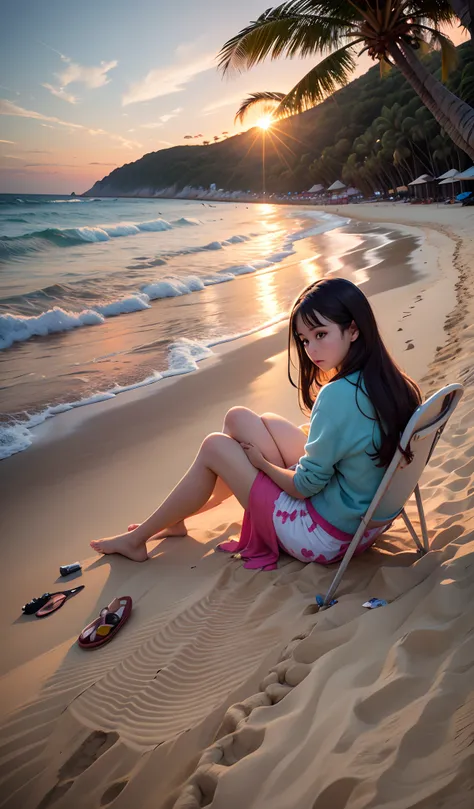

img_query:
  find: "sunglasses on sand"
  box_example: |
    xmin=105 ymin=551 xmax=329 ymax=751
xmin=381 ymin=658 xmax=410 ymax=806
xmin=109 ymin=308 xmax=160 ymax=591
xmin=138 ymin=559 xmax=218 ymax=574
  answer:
xmin=22 ymin=586 xmax=85 ymax=618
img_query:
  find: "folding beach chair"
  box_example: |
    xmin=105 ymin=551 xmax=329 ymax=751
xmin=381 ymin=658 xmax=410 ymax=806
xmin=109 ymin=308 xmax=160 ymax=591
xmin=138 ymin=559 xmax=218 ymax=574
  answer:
xmin=322 ymin=383 xmax=464 ymax=608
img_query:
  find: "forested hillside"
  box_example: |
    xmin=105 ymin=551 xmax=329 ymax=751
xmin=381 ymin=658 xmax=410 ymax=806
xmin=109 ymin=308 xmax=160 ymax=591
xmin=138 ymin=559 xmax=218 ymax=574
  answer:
xmin=85 ymin=43 xmax=474 ymax=197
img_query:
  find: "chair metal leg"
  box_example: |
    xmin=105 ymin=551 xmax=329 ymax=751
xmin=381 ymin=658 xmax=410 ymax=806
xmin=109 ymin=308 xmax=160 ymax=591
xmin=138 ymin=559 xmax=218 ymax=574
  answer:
xmin=400 ymin=508 xmax=425 ymax=554
xmin=414 ymin=484 xmax=430 ymax=553
xmin=322 ymin=526 xmax=365 ymax=607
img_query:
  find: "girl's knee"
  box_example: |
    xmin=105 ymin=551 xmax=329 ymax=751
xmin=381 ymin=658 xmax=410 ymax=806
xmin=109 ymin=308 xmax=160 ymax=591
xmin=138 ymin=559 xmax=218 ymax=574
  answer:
xmin=201 ymin=432 xmax=231 ymax=459
xmin=224 ymin=406 xmax=256 ymax=433
xmin=261 ymin=412 xmax=280 ymax=423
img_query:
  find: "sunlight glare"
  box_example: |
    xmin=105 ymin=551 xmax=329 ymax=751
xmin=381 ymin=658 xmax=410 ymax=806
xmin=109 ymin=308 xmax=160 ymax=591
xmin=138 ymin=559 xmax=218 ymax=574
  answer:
xmin=257 ymin=116 xmax=272 ymax=130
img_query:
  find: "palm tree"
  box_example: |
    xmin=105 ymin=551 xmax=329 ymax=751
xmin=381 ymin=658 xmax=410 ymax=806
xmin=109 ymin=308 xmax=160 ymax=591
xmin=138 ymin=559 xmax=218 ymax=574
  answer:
xmin=219 ymin=1 xmax=474 ymax=160
xmin=449 ymin=1 xmax=474 ymax=39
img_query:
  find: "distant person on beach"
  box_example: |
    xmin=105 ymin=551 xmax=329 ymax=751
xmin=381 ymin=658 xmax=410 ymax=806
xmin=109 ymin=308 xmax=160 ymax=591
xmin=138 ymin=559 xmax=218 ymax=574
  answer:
xmin=91 ymin=278 xmax=422 ymax=567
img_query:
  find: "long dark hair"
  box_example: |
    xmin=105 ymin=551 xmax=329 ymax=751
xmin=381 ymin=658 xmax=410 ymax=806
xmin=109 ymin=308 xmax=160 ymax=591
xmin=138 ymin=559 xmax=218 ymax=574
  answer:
xmin=288 ymin=278 xmax=422 ymax=468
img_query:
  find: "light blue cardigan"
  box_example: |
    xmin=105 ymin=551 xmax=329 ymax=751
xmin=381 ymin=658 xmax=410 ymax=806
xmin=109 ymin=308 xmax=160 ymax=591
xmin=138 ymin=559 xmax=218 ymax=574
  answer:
xmin=294 ymin=372 xmax=385 ymax=534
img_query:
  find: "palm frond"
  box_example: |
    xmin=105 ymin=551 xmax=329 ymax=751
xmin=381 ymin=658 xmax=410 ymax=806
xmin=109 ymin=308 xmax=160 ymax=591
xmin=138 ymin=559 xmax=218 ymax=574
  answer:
xmin=416 ymin=36 xmax=432 ymax=56
xmin=217 ymin=3 xmax=355 ymax=74
xmin=430 ymin=30 xmax=459 ymax=81
xmin=274 ymin=44 xmax=359 ymax=116
xmin=379 ymin=57 xmax=392 ymax=78
xmin=408 ymin=0 xmax=456 ymax=26
xmin=234 ymin=91 xmax=285 ymax=124
xmin=283 ymin=1 xmax=361 ymax=18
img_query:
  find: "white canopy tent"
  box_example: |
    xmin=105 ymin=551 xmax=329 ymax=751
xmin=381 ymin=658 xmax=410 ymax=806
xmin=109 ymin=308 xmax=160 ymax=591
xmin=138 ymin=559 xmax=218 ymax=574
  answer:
xmin=438 ymin=166 xmax=474 ymax=202
xmin=408 ymin=174 xmax=435 ymax=199
xmin=438 ymin=177 xmax=462 ymax=185
xmin=438 ymin=169 xmax=462 ymax=198
xmin=408 ymin=174 xmax=435 ymax=186
xmin=308 ymin=183 xmax=325 ymax=193
xmin=455 ymin=166 xmax=474 ymax=180
xmin=437 ymin=168 xmax=459 ymax=180
xmin=327 ymin=180 xmax=346 ymax=191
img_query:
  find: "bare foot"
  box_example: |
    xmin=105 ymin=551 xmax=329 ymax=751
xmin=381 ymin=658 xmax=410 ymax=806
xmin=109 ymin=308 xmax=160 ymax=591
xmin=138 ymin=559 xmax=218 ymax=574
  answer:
xmin=90 ymin=531 xmax=148 ymax=561
xmin=127 ymin=521 xmax=188 ymax=539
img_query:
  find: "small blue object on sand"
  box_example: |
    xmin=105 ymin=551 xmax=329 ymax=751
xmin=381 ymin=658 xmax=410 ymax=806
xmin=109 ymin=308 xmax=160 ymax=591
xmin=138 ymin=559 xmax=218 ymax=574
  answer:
xmin=315 ymin=594 xmax=338 ymax=607
xmin=362 ymin=597 xmax=387 ymax=609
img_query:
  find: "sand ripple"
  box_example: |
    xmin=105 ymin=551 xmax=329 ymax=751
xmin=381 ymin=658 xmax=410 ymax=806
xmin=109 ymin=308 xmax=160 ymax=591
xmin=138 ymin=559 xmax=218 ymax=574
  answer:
xmin=1 ymin=214 xmax=474 ymax=809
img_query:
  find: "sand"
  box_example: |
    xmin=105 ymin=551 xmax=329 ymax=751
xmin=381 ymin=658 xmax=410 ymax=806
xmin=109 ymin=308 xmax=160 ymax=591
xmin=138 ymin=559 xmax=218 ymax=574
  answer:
xmin=1 ymin=203 xmax=474 ymax=809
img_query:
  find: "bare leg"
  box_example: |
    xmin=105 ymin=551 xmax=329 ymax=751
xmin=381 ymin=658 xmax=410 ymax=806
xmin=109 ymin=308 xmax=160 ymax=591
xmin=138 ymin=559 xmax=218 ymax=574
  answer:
xmin=90 ymin=433 xmax=259 ymax=560
xmin=181 ymin=408 xmax=306 ymax=513
xmin=128 ymin=408 xmax=307 ymax=539
xmin=126 ymin=478 xmax=232 ymax=541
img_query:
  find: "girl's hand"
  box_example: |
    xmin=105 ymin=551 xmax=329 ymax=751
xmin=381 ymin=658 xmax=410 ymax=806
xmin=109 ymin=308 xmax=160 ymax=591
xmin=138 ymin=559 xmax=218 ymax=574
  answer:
xmin=240 ymin=442 xmax=266 ymax=470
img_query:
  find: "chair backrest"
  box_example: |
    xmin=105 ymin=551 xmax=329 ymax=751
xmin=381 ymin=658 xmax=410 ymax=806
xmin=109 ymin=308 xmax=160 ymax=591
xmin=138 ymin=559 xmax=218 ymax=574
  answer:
xmin=368 ymin=383 xmax=464 ymax=526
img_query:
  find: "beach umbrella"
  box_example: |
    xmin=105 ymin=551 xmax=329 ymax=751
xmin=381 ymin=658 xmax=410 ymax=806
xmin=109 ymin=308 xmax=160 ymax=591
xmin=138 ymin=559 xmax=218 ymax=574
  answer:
xmin=308 ymin=183 xmax=325 ymax=193
xmin=456 ymin=191 xmax=472 ymax=201
xmin=327 ymin=180 xmax=346 ymax=191
xmin=437 ymin=168 xmax=459 ymax=180
xmin=439 ymin=167 xmax=474 ymax=201
xmin=454 ymin=166 xmax=474 ymax=180
xmin=438 ymin=168 xmax=463 ymax=200
xmin=438 ymin=177 xmax=462 ymax=184
xmin=408 ymin=174 xmax=434 ymax=200
xmin=408 ymin=174 xmax=434 ymax=185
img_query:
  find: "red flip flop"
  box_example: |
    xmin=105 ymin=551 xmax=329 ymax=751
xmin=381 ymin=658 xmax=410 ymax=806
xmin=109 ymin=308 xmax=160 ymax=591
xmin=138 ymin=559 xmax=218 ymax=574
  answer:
xmin=78 ymin=596 xmax=132 ymax=649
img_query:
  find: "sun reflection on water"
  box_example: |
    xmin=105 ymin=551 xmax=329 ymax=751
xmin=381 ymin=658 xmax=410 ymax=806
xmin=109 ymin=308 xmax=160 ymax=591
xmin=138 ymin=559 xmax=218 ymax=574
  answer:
xmin=300 ymin=254 xmax=323 ymax=285
xmin=255 ymin=269 xmax=281 ymax=322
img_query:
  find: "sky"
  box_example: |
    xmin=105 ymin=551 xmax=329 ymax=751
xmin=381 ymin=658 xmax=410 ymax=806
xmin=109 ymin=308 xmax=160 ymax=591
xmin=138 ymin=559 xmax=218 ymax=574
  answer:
xmin=0 ymin=1 xmax=468 ymax=194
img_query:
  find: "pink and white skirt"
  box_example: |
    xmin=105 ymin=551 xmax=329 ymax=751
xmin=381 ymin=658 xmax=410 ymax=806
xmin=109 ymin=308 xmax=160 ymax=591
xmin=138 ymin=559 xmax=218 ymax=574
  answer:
xmin=217 ymin=471 xmax=383 ymax=571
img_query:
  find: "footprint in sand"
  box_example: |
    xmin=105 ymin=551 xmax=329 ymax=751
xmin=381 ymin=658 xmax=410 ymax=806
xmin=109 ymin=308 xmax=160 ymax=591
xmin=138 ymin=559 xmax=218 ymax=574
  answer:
xmin=58 ymin=730 xmax=119 ymax=780
xmin=406 ymin=343 xmax=415 ymax=351
xmin=397 ymin=327 xmax=403 ymax=332
xmin=37 ymin=731 xmax=119 ymax=809
xmin=101 ymin=779 xmax=129 ymax=806
xmin=36 ymin=781 xmax=74 ymax=809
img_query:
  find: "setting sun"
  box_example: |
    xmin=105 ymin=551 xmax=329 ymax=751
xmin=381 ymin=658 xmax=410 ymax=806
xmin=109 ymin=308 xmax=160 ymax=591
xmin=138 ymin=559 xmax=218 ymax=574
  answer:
xmin=257 ymin=116 xmax=272 ymax=130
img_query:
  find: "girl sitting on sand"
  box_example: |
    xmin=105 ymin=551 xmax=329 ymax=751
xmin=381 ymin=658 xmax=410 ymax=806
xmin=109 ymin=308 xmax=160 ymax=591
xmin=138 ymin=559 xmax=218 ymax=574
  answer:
xmin=91 ymin=278 xmax=422 ymax=568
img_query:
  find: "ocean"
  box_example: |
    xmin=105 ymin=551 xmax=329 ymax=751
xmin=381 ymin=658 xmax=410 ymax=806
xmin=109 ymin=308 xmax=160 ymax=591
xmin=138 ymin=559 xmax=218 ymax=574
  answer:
xmin=0 ymin=194 xmax=415 ymax=460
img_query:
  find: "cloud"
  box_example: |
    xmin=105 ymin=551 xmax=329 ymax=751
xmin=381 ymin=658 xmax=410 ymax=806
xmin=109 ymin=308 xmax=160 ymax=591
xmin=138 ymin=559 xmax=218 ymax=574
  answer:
xmin=42 ymin=83 xmax=78 ymax=104
xmin=24 ymin=162 xmax=84 ymax=168
xmin=42 ymin=53 xmax=117 ymax=104
xmin=0 ymin=98 xmax=142 ymax=150
xmin=12 ymin=160 xmax=117 ymax=170
xmin=123 ymin=53 xmax=214 ymax=105
xmin=159 ymin=107 xmax=183 ymax=123
xmin=57 ymin=56 xmax=118 ymax=89
xmin=139 ymin=108 xmax=183 ymax=129
xmin=0 ymin=139 xmax=15 ymax=143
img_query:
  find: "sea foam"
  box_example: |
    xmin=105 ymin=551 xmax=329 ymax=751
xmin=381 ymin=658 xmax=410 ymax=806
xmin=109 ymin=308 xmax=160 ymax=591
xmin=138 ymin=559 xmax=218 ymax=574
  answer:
xmin=0 ymin=213 xmax=347 ymax=351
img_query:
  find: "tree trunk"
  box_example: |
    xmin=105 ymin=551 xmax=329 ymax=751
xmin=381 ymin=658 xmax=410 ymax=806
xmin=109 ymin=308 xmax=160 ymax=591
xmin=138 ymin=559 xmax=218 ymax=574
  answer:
xmin=449 ymin=1 xmax=474 ymax=40
xmin=388 ymin=43 xmax=474 ymax=161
